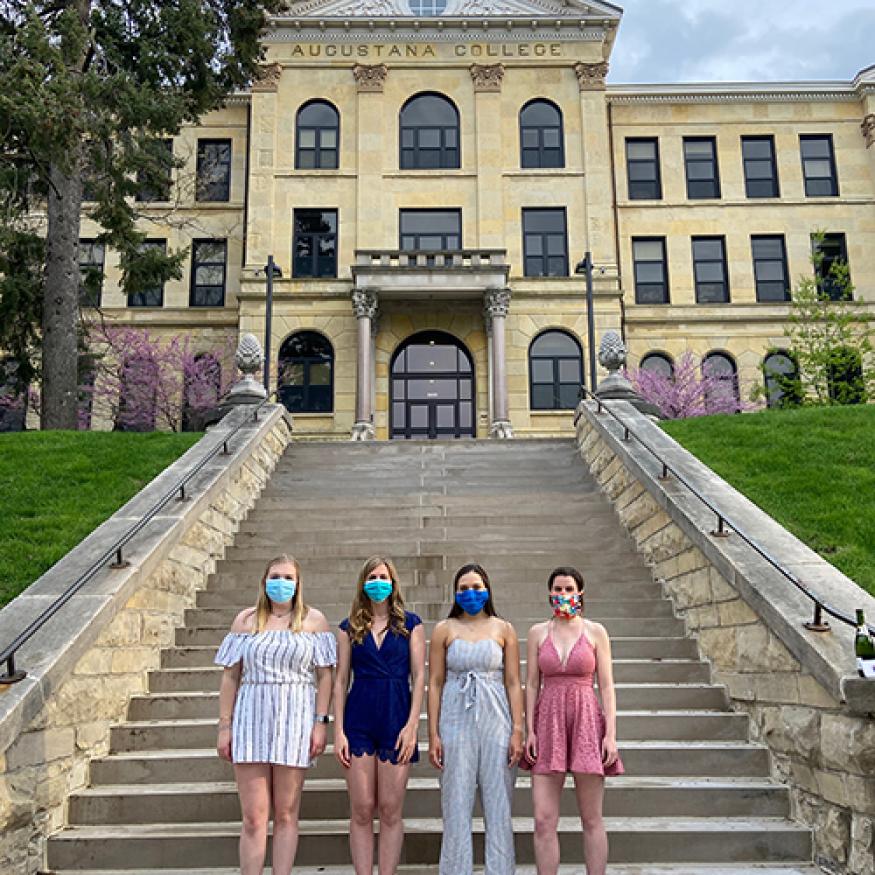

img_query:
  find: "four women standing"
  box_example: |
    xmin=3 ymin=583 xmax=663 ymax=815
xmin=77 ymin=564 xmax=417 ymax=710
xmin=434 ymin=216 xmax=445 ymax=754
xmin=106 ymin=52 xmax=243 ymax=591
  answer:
xmin=217 ymin=559 xmax=621 ymax=874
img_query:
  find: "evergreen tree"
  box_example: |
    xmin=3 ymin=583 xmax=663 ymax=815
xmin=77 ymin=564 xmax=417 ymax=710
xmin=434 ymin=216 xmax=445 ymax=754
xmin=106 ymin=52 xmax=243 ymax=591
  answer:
xmin=0 ymin=0 xmax=282 ymax=428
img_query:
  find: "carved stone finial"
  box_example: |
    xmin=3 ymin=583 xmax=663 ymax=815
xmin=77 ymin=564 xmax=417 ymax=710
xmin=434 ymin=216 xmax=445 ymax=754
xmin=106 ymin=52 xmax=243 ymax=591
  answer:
xmin=862 ymin=113 xmax=875 ymax=148
xmin=252 ymin=63 xmax=282 ymax=93
xmin=353 ymin=63 xmax=388 ymax=93
xmin=598 ymin=330 xmax=627 ymax=374
xmin=593 ymin=330 xmax=661 ymax=417
xmin=470 ymin=63 xmax=505 ymax=93
xmin=573 ymin=61 xmax=609 ymax=91
xmin=236 ymin=333 xmax=264 ymax=376
xmin=484 ymin=287 xmax=511 ymax=319
xmin=352 ymin=288 xmax=379 ymax=320
xmin=223 ymin=333 xmax=268 ymax=408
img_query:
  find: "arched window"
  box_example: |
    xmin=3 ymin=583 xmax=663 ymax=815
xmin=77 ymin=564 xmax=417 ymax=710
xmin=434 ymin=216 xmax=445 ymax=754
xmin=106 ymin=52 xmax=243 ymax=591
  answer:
xmin=529 ymin=330 xmax=583 ymax=410
xmin=702 ymin=351 xmax=740 ymax=412
xmin=639 ymin=352 xmax=674 ymax=379
xmin=827 ymin=347 xmax=866 ymax=405
xmin=278 ymin=331 xmax=334 ymax=413
xmin=117 ymin=354 xmax=158 ymax=431
xmin=399 ymin=93 xmax=460 ymax=170
xmin=763 ymin=351 xmax=801 ymax=409
xmin=519 ymin=100 xmax=564 ymax=169
xmin=296 ymin=100 xmax=339 ymax=170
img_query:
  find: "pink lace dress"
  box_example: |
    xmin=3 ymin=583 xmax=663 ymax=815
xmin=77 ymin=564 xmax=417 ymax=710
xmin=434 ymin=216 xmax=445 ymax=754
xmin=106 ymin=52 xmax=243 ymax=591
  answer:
xmin=527 ymin=628 xmax=624 ymax=776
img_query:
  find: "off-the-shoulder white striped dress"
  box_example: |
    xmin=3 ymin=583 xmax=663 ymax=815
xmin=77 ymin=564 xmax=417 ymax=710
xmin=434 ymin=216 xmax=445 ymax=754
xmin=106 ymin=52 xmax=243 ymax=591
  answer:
xmin=215 ymin=630 xmax=337 ymax=768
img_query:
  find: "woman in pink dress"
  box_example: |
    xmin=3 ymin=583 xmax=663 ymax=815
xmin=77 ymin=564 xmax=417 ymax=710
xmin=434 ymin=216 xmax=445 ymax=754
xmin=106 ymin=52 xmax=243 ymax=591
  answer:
xmin=523 ymin=566 xmax=623 ymax=875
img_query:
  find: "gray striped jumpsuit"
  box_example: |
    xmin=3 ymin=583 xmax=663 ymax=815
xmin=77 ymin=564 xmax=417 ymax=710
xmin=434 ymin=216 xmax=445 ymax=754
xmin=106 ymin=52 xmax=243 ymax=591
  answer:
xmin=439 ymin=638 xmax=516 ymax=875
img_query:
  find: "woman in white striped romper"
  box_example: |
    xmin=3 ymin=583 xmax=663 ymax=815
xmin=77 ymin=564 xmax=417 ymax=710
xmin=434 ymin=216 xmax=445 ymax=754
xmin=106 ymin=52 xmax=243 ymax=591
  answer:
xmin=215 ymin=554 xmax=337 ymax=875
xmin=428 ymin=563 xmax=525 ymax=875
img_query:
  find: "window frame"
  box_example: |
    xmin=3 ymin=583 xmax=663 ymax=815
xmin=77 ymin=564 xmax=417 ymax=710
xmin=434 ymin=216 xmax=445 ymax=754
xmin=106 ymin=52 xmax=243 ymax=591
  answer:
xmin=189 ymin=239 xmax=227 ymax=308
xmin=683 ymin=136 xmax=721 ymax=200
xmin=195 ymin=138 xmax=232 ymax=202
xmin=277 ymin=331 xmax=335 ymax=414
xmin=751 ymin=234 xmax=790 ymax=303
xmin=292 ymin=208 xmax=338 ymax=278
xmin=692 ymin=236 xmax=730 ymax=304
xmin=800 ymin=134 xmax=839 ymax=197
xmin=399 ymin=93 xmax=460 ymax=170
xmin=528 ymin=329 xmax=584 ymax=411
xmin=702 ymin=350 xmax=740 ymax=410
xmin=519 ymin=99 xmax=565 ymax=169
xmin=741 ymin=135 xmax=779 ymax=199
xmin=295 ymin=100 xmax=340 ymax=170
xmin=763 ymin=350 xmax=801 ymax=409
xmin=625 ymin=137 xmax=662 ymax=200
xmin=521 ymin=207 xmax=569 ymax=278
xmin=639 ymin=352 xmax=675 ymax=379
xmin=398 ymin=208 xmax=462 ymax=252
xmin=136 ymin=139 xmax=174 ymax=203
xmin=128 ymin=239 xmax=167 ymax=308
xmin=812 ymin=232 xmax=851 ymax=301
xmin=632 ymin=237 xmax=670 ymax=304
xmin=78 ymin=239 xmax=105 ymax=309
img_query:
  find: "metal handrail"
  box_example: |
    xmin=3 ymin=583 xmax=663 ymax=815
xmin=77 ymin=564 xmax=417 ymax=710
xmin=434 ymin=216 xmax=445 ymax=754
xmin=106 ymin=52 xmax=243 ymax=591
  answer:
xmin=0 ymin=395 xmax=281 ymax=685
xmin=576 ymin=388 xmax=874 ymax=637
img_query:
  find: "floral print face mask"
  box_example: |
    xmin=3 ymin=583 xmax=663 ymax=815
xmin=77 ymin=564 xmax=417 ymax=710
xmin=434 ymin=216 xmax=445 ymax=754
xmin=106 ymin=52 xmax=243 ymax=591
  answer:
xmin=549 ymin=592 xmax=583 ymax=619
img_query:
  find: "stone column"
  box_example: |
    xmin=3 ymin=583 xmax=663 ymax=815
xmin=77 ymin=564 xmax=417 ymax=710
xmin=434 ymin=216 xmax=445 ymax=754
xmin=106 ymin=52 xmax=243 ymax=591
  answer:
xmin=485 ymin=288 xmax=512 ymax=439
xmin=351 ymin=288 xmax=378 ymax=440
xmin=484 ymin=308 xmax=494 ymax=425
xmin=370 ymin=310 xmax=380 ymax=434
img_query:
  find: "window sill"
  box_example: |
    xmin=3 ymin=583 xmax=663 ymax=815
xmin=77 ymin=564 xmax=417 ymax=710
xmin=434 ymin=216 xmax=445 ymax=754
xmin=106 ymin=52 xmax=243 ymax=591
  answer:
xmin=530 ymin=409 xmax=576 ymax=415
xmin=503 ymin=169 xmax=584 ymax=178
xmin=383 ymin=170 xmax=477 ymax=178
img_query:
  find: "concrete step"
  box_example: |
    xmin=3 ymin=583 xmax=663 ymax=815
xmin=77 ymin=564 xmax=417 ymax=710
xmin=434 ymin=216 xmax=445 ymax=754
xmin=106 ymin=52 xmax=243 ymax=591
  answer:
xmin=67 ymin=777 xmax=790 ymax=825
xmin=49 ymin=867 xmax=826 ymax=875
xmin=46 ymin=817 xmax=812 ymax=869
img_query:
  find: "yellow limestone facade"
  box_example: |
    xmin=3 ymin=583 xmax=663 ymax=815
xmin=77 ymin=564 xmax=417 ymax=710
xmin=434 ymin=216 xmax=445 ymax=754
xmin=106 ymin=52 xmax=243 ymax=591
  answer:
xmin=82 ymin=0 xmax=875 ymax=439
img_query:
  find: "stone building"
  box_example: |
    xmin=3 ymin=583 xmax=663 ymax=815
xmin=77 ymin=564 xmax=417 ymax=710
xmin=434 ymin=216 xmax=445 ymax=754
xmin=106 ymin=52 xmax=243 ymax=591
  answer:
xmin=75 ymin=0 xmax=875 ymax=438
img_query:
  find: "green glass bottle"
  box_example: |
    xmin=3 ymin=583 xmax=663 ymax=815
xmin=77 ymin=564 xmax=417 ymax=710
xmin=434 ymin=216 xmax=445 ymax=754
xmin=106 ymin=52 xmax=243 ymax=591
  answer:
xmin=855 ymin=609 xmax=875 ymax=678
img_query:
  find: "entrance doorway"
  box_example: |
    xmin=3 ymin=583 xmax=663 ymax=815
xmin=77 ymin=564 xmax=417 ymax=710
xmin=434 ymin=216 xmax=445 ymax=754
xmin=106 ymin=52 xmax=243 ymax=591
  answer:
xmin=390 ymin=331 xmax=475 ymax=439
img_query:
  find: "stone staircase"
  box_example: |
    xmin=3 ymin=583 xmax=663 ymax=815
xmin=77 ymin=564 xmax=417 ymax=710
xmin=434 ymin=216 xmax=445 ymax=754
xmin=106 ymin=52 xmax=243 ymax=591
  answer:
xmin=48 ymin=439 xmax=819 ymax=874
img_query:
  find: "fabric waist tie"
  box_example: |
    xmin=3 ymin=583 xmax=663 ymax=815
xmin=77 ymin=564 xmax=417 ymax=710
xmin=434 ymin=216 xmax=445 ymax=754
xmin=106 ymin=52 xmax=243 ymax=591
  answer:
xmin=241 ymin=679 xmax=311 ymax=685
xmin=449 ymin=668 xmax=504 ymax=718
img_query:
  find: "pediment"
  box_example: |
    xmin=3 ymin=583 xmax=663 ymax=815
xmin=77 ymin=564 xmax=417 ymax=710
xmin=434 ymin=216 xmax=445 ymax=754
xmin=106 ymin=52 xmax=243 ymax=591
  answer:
xmin=280 ymin=0 xmax=621 ymax=20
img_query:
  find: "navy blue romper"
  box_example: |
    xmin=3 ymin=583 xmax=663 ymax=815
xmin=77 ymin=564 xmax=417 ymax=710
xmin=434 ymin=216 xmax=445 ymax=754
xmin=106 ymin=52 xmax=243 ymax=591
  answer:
xmin=339 ymin=611 xmax=422 ymax=764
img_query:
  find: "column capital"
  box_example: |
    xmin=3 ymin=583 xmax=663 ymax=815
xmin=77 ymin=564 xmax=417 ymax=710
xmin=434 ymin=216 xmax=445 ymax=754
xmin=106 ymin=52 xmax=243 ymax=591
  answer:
xmin=353 ymin=63 xmax=388 ymax=93
xmin=573 ymin=61 xmax=609 ymax=92
xmin=469 ymin=63 xmax=505 ymax=93
xmin=484 ymin=287 xmax=511 ymax=318
xmin=252 ymin=63 xmax=282 ymax=93
xmin=862 ymin=113 xmax=875 ymax=148
xmin=352 ymin=288 xmax=379 ymax=319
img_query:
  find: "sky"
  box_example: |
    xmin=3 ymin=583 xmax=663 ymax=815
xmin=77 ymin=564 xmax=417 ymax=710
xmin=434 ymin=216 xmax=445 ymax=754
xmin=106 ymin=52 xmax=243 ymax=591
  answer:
xmin=607 ymin=0 xmax=875 ymax=84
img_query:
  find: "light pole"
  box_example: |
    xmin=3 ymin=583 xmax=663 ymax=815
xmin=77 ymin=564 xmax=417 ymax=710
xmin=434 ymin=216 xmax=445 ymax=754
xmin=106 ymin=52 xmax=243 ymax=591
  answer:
xmin=263 ymin=256 xmax=283 ymax=392
xmin=575 ymin=251 xmax=598 ymax=393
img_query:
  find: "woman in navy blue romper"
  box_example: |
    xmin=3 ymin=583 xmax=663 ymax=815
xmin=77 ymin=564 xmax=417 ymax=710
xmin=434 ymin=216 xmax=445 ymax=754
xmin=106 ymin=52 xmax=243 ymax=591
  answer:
xmin=334 ymin=555 xmax=426 ymax=875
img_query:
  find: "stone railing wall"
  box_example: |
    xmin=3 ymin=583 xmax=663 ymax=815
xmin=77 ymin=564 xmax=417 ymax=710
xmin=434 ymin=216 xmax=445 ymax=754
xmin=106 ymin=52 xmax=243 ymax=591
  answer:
xmin=575 ymin=400 xmax=875 ymax=875
xmin=0 ymin=405 xmax=292 ymax=874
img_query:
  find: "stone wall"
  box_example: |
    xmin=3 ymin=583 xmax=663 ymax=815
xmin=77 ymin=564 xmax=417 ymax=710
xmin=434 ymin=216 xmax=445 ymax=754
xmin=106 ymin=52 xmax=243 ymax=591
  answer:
xmin=0 ymin=405 xmax=292 ymax=874
xmin=575 ymin=399 xmax=875 ymax=875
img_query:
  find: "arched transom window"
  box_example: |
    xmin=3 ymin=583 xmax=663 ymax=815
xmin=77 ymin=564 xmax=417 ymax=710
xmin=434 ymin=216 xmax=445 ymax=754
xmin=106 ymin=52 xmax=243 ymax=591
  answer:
xmin=296 ymin=100 xmax=339 ymax=170
xmin=529 ymin=330 xmax=583 ymax=410
xmin=400 ymin=93 xmax=460 ymax=170
xmin=520 ymin=100 xmax=564 ymax=169
xmin=278 ymin=332 xmax=334 ymax=413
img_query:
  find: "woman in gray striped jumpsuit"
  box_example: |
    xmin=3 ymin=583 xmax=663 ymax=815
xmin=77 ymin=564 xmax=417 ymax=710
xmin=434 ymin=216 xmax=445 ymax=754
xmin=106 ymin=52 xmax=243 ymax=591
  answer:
xmin=427 ymin=563 xmax=525 ymax=875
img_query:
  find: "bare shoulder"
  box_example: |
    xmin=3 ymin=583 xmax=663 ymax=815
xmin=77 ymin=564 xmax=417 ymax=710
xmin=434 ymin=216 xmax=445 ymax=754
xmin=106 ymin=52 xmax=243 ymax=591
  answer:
xmin=528 ymin=620 xmax=549 ymax=646
xmin=586 ymin=619 xmax=610 ymax=646
xmin=231 ymin=607 xmax=256 ymax=634
xmin=500 ymin=618 xmax=519 ymax=643
xmin=431 ymin=619 xmax=450 ymax=643
xmin=304 ymin=607 xmax=330 ymax=633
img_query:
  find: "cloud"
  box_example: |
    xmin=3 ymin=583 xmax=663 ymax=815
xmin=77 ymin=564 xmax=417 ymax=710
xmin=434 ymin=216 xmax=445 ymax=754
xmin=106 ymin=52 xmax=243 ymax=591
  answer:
xmin=609 ymin=0 xmax=875 ymax=83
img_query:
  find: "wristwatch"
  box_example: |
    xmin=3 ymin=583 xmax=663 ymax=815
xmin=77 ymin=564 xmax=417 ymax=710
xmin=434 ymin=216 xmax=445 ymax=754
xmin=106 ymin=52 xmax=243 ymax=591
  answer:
xmin=314 ymin=713 xmax=330 ymax=724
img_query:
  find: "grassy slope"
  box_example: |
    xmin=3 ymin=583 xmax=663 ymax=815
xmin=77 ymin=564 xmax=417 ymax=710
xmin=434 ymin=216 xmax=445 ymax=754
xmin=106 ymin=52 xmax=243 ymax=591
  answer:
xmin=0 ymin=431 xmax=202 ymax=607
xmin=662 ymin=406 xmax=875 ymax=598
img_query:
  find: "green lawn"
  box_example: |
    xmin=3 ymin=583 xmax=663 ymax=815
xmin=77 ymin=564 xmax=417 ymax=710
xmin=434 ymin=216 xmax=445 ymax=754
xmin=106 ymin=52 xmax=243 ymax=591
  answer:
xmin=662 ymin=406 xmax=875 ymax=598
xmin=0 ymin=431 xmax=202 ymax=607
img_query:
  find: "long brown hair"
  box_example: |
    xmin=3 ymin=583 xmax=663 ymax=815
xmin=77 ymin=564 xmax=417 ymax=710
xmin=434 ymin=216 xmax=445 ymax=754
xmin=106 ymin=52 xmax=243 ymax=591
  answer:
xmin=447 ymin=563 xmax=499 ymax=619
xmin=345 ymin=556 xmax=409 ymax=646
xmin=255 ymin=554 xmax=307 ymax=633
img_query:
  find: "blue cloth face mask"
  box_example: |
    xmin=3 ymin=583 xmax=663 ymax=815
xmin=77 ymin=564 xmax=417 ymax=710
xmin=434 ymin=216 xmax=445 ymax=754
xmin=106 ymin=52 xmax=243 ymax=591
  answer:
xmin=363 ymin=578 xmax=393 ymax=603
xmin=455 ymin=588 xmax=490 ymax=615
xmin=266 ymin=576 xmax=297 ymax=604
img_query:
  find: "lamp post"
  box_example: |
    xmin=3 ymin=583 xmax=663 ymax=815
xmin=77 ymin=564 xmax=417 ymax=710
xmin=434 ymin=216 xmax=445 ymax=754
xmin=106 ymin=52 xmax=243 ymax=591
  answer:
xmin=263 ymin=256 xmax=283 ymax=392
xmin=575 ymin=251 xmax=598 ymax=392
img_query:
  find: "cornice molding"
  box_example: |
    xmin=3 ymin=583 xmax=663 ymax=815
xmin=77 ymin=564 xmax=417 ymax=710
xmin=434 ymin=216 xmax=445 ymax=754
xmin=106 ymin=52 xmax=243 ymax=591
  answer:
xmin=607 ymin=81 xmax=871 ymax=105
xmin=265 ymin=22 xmax=605 ymax=42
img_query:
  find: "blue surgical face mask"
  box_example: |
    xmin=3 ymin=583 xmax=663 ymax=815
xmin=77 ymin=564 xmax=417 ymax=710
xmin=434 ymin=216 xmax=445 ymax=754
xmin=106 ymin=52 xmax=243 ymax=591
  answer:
xmin=363 ymin=578 xmax=393 ymax=603
xmin=455 ymin=588 xmax=490 ymax=616
xmin=266 ymin=575 xmax=297 ymax=604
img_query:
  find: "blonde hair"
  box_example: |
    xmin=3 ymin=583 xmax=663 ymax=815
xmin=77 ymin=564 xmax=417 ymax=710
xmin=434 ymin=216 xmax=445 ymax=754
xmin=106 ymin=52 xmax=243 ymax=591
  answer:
xmin=345 ymin=556 xmax=408 ymax=646
xmin=255 ymin=554 xmax=307 ymax=633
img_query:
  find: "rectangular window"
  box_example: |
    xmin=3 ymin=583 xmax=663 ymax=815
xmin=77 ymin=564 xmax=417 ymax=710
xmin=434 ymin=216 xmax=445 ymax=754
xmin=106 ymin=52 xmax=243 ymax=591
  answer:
xmin=136 ymin=139 xmax=173 ymax=203
xmin=190 ymin=239 xmax=227 ymax=307
xmin=293 ymin=209 xmax=338 ymax=278
xmin=625 ymin=138 xmax=662 ymax=200
xmin=812 ymin=232 xmax=851 ymax=301
xmin=399 ymin=209 xmax=462 ymax=251
xmin=522 ymin=208 xmax=568 ymax=277
xmin=800 ymin=135 xmax=838 ymax=196
xmin=128 ymin=239 xmax=167 ymax=308
xmin=752 ymin=235 xmax=790 ymax=302
xmin=78 ymin=239 xmax=105 ymax=308
xmin=742 ymin=136 xmax=779 ymax=198
xmin=196 ymin=139 xmax=232 ymax=202
xmin=683 ymin=137 xmax=721 ymax=199
xmin=692 ymin=236 xmax=729 ymax=304
xmin=632 ymin=238 xmax=669 ymax=304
